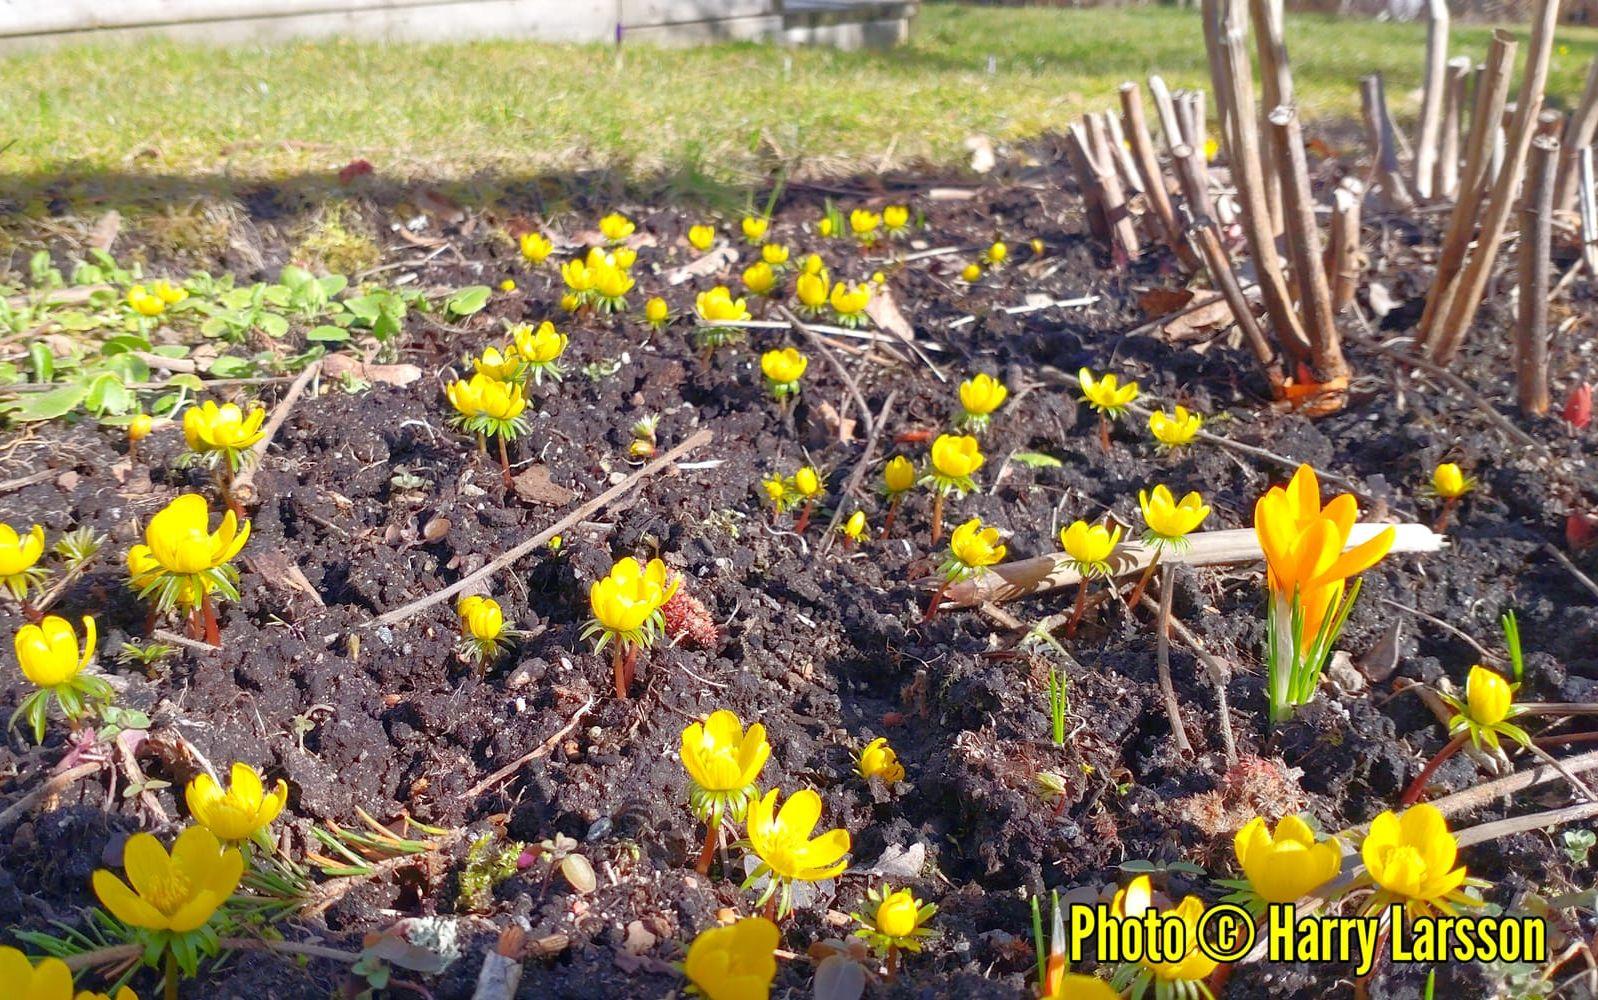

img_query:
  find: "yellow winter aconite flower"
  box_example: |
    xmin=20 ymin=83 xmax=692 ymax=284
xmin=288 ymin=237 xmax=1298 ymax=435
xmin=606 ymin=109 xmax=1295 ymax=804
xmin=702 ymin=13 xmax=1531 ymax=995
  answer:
xmin=696 ymin=286 xmax=751 ymax=324
xmin=957 ymin=373 xmax=1008 ymax=431
xmin=1442 ymin=664 xmax=1530 ymax=751
xmin=1430 ymin=462 xmax=1475 ymax=499
xmin=1060 ymin=520 xmax=1123 ymax=577
xmin=144 ymin=493 xmax=250 ymax=579
xmin=14 ymin=614 xmax=95 ymax=689
xmin=152 ymin=280 xmax=188 ymax=305
xmin=12 ymin=616 xmax=108 ymax=742
xmin=882 ymin=455 xmax=917 ymax=496
xmin=499 ymin=279 xmax=516 ymax=292
xmin=0 ymin=522 xmax=47 ymax=600
xmin=1255 ymin=465 xmax=1394 ymax=721
xmin=855 ymin=884 xmax=936 ymax=954
xmin=1358 ymin=804 xmax=1480 ymax=917
xmin=829 ymin=281 xmax=871 ymax=327
xmin=128 ymin=412 xmax=154 ymax=444
xmin=458 ymin=594 xmax=507 ymax=642
xmin=688 ymin=224 xmax=716 ymax=251
xmin=94 ymin=826 xmax=244 ymax=933
xmin=849 ymin=209 xmax=882 ymax=243
xmin=817 ymin=216 xmax=836 ymax=237
xmin=1233 ymin=815 xmax=1342 ymax=904
xmin=761 ymin=243 xmax=790 ymax=267
xmin=645 ymin=296 xmax=670 ymax=329
xmin=741 ymin=216 xmax=769 ymax=244
xmin=943 ymin=518 xmax=1006 ymax=581
xmin=447 ymin=374 xmax=528 ymax=446
xmin=683 ymin=917 xmax=779 ymax=1000
xmin=472 ymin=345 xmax=519 ymax=382
xmin=802 ymin=253 xmax=827 ymax=277
xmin=928 ymin=434 xmax=983 ymax=494
xmin=983 ymin=241 xmax=1008 ymax=266
xmin=0 ymin=948 xmax=138 ymax=1000
xmin=1078 ymin=368 xmax=1139 ymax=417
xmin=744 ymin=788 xmax=850 ymax=915
xmin=961 ymin=262 xmax=983 ymax=282
xmin=792 ymin=466 xmax=824 ymax=500
xmin=126 ymin=285 xmax=165 ymax=317
xmin=511 ymin=321 xmax=569 ymax=382
xmin=838 ymin=510 xmax=869 ymax=544
xmin=682 ymin=709 xmax=769 ymax=824
xmin=1204 ymin=137 xmax=1220 ymax=161
xmin=1149 ymin=406 xmax=1203 ymax=449
xmin=761 ymin=474 xmax=792 ymax=512
xmin=857 ymin=737 xmax=905 ymax=783
xmin=795 ymin=272 xmax=830 ymax=316
xmin=760 ymin=347 xmax=807 ymax=399
xmin=560 ymin=258 xmax=593 ymax=296
xmin=1139 ymin=485 xmax=1210 ymax=547
xmin=184 ymin=401 xmax=266 ymax=471
xmin=882 ymin=204 xmax=910 ymax=234
xmin=186 ymin=762 xmax=288 ymax=845
xmin=1111 ymin=875 xmax=1221 ymax=987
xmin=598 ymin=211 xmax=635 ymax=243
xmin=1045 ymin=974 xmax=1120 ymax=1000
xmin=519 ymin=232 xmax=553 ymax=263
xmin=589 ymin=261 xmax=635 ymax=312
xmin=586 ymin=557 xmax=678 ymax=649
xmin=743 ymin=261 xmax=778 ymax=297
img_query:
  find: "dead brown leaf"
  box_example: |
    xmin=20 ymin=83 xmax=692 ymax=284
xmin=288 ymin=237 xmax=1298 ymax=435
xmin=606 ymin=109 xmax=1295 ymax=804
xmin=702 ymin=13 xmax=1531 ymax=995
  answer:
xmin=665 ymin=245 xmax=738 ymax=286
xmin=512 ymin=465 xmax=577 ymax=506
xmin=244 ymin=549 xmax=325 ymax=607
xmin=321 ymin=353 xmax=423 ymax=386
xmin=1137 ymin=287 xmax=1196 ymax=317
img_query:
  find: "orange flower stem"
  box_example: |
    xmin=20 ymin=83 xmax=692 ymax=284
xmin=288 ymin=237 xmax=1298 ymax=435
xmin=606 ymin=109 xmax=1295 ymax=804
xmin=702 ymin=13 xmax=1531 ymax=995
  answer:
xmin=19 ymin=599 xmax=42 ymax=624
xmin=201 ymin=592 xmax=221 ymax=647
xmin=164 ymin=952 xmax=178 ymax=1000
xmin=476 ymin=433 xmax=487 ymax=456
xmin=1065 ymin=579 xmax=1091 ymax=639
xmin=930 ymin=492 xmax=945 ymax=545
xmin=762 ymin=895 xmax=778 ymax=922
xmin=612 ymin=644 xmax=636 ymax=700
xmin=1098 ymin=415 xmax=1111 ymax=453
xmin=695 ymin=815 xmax=721 ymax=875
xmin=498 ymin=435 xmax=514 ymax=489
xmin=886 ymin=945 xmax=900 ymax=980
xmin=219 ymin=466 xmax=243 ymax=519
xmin=1400 ymin=730 xmax=1471 ymax=806
xmin=1123 ymin=552 xmax=1161 ymax=613
xmin=794 ymin=501 xmax=815 ymax=536
xmin=129 ymin=442 xmax=139 ymax=463
xmin=883 ymin=495 xmax=903 ymax=537
xmin=923 ymin=577 xmax=952 ymax=622
xmin=1434 ymin=497 xmax=1457 ymax=534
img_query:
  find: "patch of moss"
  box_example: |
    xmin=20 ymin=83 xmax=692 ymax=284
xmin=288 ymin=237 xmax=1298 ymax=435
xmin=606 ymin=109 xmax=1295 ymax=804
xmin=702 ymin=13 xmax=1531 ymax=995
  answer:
xmin=139 ymin=202 xmax=238 ymax=268
xmin=291 ymin=206 xmax=380 ymax=276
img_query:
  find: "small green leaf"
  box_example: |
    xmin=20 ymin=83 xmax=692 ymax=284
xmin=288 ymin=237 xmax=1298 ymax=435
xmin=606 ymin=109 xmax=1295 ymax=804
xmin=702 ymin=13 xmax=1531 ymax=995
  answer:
xmin=208 ymin=355 xmax=255 ymax=378
xmin=446 ymin=286 xmax=492 ymax=317
xmin=2 ymin=382 xmax=88 ymax=421
xmin=27 ymin=342 xmax=54 ymax=382
xmin=1011 ymin=451 xmax=1062 ymax=469
xmin=307 ymin=325 xmax=350 ymax=343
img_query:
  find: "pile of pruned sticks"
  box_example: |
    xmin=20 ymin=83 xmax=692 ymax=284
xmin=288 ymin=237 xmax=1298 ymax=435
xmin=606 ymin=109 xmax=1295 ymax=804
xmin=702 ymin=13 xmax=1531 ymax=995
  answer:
xmin=1065 ymin=0 xmax=1597 ymax=419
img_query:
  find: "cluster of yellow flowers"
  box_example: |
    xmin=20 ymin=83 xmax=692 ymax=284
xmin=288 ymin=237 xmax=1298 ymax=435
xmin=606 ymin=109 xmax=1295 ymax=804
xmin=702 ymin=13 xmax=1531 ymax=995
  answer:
xmin=562 ymin=245 xmax=637 ymax=314
xmin=679 ymin=706 xmax=923 ymax=986
xmin=125 ymin=279 xmax=187 ymax=319
xmin=761 ymin=465 xmax=826 ymax=521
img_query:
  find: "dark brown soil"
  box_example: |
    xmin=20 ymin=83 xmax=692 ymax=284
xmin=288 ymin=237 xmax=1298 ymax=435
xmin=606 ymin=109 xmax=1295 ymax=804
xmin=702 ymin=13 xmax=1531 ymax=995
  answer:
xmin=2 ymin=154 xmax=1596 ymax=999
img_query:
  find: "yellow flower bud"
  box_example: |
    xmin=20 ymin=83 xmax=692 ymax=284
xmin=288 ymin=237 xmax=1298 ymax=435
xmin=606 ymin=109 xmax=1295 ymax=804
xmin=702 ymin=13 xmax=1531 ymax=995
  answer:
xmin=688 ymin=224 xmax=716 ymax=251
xmin=519 ymin=232 xmax=553 ymax=263
xmin=14 ymin=614 xmax=95 ymax=688
xmin=857 ymin=737 xmax=905 ymax=782
xmin=883 ymin=455 xmax=917 ymax=494
xmin=1431 ymin=462 xmax=1473 ymax=499
xmin=1464 ymin=664 xmax=1512 ymax=726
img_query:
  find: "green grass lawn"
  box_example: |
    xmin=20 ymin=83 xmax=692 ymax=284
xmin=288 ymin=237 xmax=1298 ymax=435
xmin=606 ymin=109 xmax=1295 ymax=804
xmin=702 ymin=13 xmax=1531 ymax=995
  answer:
xmin=2 ymin=2 xmax=1596 ymax=198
